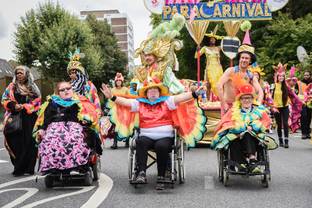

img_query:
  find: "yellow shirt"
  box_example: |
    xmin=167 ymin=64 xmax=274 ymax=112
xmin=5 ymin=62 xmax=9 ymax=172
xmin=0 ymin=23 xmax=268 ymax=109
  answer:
xmin=111 ymin=87 xmax=129 ymax=96
xmin=273 ymin=83 xmax=289 ymax=107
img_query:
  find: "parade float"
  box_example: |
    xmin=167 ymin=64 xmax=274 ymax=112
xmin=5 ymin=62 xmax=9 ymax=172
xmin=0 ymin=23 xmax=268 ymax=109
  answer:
xmin=142 ymin=0 xmax=287 ymax=145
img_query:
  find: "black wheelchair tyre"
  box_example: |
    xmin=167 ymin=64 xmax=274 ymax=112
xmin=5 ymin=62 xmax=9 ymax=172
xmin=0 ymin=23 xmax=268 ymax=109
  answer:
xmin=92 ymin=156 xmax=101 ymax=181
xmin=44 ymin=175 xmax=54 ymax=188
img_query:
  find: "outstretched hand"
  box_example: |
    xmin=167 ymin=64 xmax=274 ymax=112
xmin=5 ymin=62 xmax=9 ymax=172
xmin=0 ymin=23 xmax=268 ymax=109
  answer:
xmin=100 ymin=84 xmax=112 ymax=99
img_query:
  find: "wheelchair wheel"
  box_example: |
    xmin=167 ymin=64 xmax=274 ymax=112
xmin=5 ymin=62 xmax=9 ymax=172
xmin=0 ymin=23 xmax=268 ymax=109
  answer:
xmin=177 ymin=140 xmax=185 ymax=184
xmin=92 ymin=155 xmax=101 ymax=181
xmin=261 ymin=174 xmax=269 ymax=188
xmin=44 ymin=175 xmax=54 ymax=188
xmin=128 ymin=147 xmax=136 ymax=182
xmin=217 ymin=150 xmax=224 ymax=182
xmin=84 ymin=171 xmax=93 ymax=186
xmin=223 ymin=168 xmax=229 ymax=187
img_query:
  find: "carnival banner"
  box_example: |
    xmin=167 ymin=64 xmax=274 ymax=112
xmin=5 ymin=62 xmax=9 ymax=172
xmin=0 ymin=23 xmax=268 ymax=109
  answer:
xmin=162 ymin=2 xmax=272 ymax=21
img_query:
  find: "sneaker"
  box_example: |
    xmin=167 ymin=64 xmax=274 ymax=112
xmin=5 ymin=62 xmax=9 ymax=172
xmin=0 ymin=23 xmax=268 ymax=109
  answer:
xmin=249 ymin=159 xmax=262 ymax=174
xmin=301 ymin=135 xmax=307 ymax=140
xmin=155 ymin=182 xmax=165 ymax=190
xmin=237 ymin=163 xmax=247 ymax=172
xmin=135 ymin=171 xmax=146 ymax=184
xmin=251 ymin=166 xmax=262 ymax=174
xmin=284 ymin=143 xmax=289 ymax=148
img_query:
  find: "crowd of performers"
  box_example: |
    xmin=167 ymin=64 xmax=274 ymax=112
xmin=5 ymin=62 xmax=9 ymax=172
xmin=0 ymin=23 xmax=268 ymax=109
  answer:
xmin=1 ymin=14 xmax=312 ymax=190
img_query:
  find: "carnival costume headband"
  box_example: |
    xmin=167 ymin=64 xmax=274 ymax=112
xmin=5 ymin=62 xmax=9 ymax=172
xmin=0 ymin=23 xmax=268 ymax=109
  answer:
xmin=138 ymin=77 xmax=169 ymax=97
xmin=67 ymin=48 xmax=86 ymax=75
xmin=273 ymin=62 xmax=287 ymax=83
xmin=134 ymin=14 xmax=185 ymax=65
xmin=237 ymin=21 xmax=256 ymax=64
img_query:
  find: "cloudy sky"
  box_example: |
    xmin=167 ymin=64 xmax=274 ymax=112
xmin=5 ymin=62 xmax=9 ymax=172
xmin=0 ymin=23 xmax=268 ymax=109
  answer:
xmin=0 ymin=0 xmax=152 ymax=61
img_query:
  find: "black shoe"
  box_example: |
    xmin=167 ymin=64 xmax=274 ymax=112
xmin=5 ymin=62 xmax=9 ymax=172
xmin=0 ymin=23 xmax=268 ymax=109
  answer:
xmin=135 ymin=171 xmax=147 ymax=184
xmin=301 ymin=135 xmax=308 ymax=140
xmin=110 ymin=143 xmax=118 ymax=149
xmin=279 ymin=138 xmax=284 ymax=147
xmin=284 ymin=139 xmax=289 ymax=148
xmin=12 ymin=171 xmax=24 ymax=177
xmin=307 ymin=135 xmax=311 ymax=139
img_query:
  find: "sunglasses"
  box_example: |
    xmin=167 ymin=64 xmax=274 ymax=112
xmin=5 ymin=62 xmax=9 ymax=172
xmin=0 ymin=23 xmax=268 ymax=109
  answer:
xmin=15 ymin=72 xmax=24 ymax=75
xmin=240 ymin=96 xmax=253 ymax=101
xmin=58 ymin=87 xmax=72 ymax=93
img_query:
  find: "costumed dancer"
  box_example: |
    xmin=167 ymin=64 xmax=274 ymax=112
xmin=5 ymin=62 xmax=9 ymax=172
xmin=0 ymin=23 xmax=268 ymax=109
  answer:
xmin=211 ymin=83 xmax=274 ymax=173
xmin=217 ymin=21 xmax=263 ymax=115
xmin=271 ymin=63 xmax=302 ymax=148
xmin=196 ymin=25 xmax=223 ymax=97
xmin=1 ymin=66 xmax=41 ymax=176
xmin=109 ymin=72 xmax=130 ymax=149
xmin=301 ymin=83 xmax=312 ymax=140
xmin=286 ymin=66 xmax=306 ymax=100
xmin=67 ymin=49 xmax=102 ymax=117
xmin=133 ymin=14 xmax=185 ymax=95
xmin=101 ymin=77 xmax=206 ymax=190
xmin=33 ymin=81 xmax=101 ymax=175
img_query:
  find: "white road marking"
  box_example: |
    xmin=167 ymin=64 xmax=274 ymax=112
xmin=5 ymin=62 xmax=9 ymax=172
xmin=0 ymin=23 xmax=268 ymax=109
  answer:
xmin=0 ymin=188 xmax=38 ymax=208
xmin=0 ymin=175 xmax=42 ymax=189
xmin=81 ymin=173 xmax=114 ymax=208
xmin=0 ymin=173 xmax=114 ymax=208
xmin=0 ymin=148 xmax=5 ymax=151
xmin=0 ymin=159 xmax=8 ymax=163
xmin=21 ymin=186 xmax=95 ymax=208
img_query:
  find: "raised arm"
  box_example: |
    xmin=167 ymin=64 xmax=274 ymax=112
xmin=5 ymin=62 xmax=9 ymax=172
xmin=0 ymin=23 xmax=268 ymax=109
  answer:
xmin=252 ymin=76 xmax=264 ymax=104
xmin=173 ymin=86 xmax=205 ymax=105
xmin=100 ymin=84 xmax=132 ymax=107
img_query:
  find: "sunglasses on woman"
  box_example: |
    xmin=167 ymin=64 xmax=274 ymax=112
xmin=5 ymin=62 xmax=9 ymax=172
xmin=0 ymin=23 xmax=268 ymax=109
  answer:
xmin=58 ymin=87 xmax=72 ymax=93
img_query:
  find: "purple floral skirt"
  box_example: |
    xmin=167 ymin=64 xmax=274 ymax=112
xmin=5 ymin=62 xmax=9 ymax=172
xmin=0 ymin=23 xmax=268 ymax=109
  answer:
xmin=38 ymin=121 xmax=91 ymax=173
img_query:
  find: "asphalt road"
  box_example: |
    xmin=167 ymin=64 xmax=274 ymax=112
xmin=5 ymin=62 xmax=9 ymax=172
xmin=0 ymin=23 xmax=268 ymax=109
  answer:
xmin=0 ymin=132 xmax=311 ymax=208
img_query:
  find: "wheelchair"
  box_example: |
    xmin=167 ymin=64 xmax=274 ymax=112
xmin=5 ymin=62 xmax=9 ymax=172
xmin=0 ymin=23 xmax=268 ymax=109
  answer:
xmin=217 ymin=135 xmax=275 ymax=188
xmin=40 ymin=125 xmax=102 ymax=188
xmin=128 ymin=129 xmax=185 ymax=188
xmin=43 ymin=151 xmax=101 ymax=188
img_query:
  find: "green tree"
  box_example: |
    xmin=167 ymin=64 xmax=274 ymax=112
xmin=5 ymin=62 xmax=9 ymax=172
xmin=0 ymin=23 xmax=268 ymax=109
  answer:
xmin=255 ymin=13 xmax=312 ymax=81
xmin=14 ymin=1 xmax=101 ymax=81
xmin=85 ymin=15 xmax=127 ymax=87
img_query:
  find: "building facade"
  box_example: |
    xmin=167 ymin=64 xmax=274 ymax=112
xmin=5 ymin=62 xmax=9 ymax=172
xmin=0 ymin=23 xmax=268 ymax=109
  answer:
xmin=80 ymin=10 xmax=135 ymax=71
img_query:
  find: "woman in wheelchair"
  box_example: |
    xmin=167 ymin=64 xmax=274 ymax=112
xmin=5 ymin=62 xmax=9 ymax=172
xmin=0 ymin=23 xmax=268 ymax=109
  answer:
xmin=211 ymin=83 xmax=272 ymax=174
xmin=101 ymin=77 xmax=206 ymax=190
xmin=33 ymin=81 xmax=102 ymax=175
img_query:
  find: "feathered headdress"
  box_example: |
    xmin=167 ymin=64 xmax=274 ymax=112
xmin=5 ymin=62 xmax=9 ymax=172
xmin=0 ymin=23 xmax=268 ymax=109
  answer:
xmin=249 ymin=63 xmax=265 ymax=76
xmin=67 ymin=48 xmax=86 ymax=75
xmin=286 ymin=66 xmax=298 ymax=82
xmin=273 ymin=62 xmax=287 ymax=83
xmin=134 ymin=13 xmax=185 ymax=63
